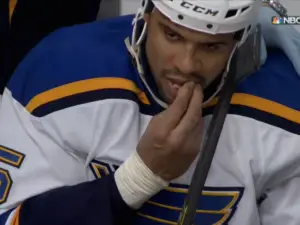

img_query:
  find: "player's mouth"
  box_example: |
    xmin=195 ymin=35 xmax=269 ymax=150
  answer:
xmin=167 ymin=77 xmax=187 ymax=99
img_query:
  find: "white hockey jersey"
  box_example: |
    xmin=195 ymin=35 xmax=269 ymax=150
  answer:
xmin=0 ymin=15 xmax=300 ymax=225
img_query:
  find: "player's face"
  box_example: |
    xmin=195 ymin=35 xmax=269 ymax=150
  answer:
xmin=144 ymin=10 xmax=237 ymax=104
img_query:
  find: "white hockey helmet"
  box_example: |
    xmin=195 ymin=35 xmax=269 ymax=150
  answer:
xmin=126 ymin=0 xmax=261 ymax=107
xmin=131 ymin=0 xmax=261 ymax=48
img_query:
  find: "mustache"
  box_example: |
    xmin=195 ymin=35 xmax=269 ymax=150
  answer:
xmin=162 ymin=69 xmax=207 ymax=88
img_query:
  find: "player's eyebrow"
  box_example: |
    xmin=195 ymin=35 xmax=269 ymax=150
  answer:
xmin=158 ymin=20 xmax=231 ymax=46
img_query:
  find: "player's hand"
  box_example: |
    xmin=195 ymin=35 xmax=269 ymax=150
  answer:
xmin=137 ymin=82 xmax=204 ymax=181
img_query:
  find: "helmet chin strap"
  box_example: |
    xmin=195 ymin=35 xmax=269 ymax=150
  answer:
xmin=125 ymin=37 xmax=169 ymax=109
xmin=202 ymin=43 xmax=239 ymax=107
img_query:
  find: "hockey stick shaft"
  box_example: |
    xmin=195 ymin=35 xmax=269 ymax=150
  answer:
xmin=177 ymin=53 xmax=237 ymax=225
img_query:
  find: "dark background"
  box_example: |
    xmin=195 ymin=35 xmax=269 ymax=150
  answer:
xmin=0 ymin=0 xmax=103 ymax=93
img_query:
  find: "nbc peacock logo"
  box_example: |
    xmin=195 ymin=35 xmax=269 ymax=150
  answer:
xmin=272 ymin=16 xmax=283 ymax=24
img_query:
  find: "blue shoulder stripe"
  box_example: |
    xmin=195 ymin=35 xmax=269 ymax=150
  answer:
xmin=203 ymin=93 xmax=300 ymax=135
xmin=7 ymin=15 xmax=134 ymax=108
xmin=203 ymin=49 xmax=300 ymax=135
xmin=26 ymin=77 xmax=150 ymax=117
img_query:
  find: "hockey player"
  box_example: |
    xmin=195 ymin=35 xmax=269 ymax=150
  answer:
xmin=0 ymin=0 xmax=300 ymax=225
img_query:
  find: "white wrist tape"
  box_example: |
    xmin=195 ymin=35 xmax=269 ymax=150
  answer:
xmin=115 ymin=151 xmax=169 ymax=209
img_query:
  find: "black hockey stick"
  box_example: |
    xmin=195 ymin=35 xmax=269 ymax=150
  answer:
xmin=177 ymin=24 xmax=262 ymax=225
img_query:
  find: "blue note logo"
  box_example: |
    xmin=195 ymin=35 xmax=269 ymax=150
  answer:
xmin=90 ymin=160 xmax=244 ymax=225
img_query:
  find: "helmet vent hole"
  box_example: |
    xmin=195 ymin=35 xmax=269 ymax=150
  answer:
xmin=178 ymin=14 xmax=184 ymax=20
xmin=225 ymin=9 xmax=238 ymax=18
xmin=241 ymin=6 xmax=250 ymax=13
xmin=247 ymin=25 xmax=252 ymax=32
xmin=206 ymin=24 xmax=213 ymax=29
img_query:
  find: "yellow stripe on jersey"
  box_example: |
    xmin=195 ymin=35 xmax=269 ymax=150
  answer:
xmin=10 ymin=205 xmax=21 ymax=225
xmin=9 ymin=0 xmax=18 ymax=25
xmin=205 ymin=93 xmax=300 ymax=124
xmin=26 ymin=77 xmax=150 ymax=113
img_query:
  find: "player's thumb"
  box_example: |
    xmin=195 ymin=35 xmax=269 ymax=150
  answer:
xmin=162 ymin=82 xmax=195 ymax=129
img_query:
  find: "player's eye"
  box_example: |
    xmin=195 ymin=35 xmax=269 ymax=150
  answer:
xmin=203 ymin=43 xmax=222 ymax=51
xmin=164 ymin=28 xmax=182 ymax=41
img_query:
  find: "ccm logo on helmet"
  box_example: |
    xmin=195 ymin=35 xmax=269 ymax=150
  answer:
xmin=180 ymin=1 xmax=219 ymax=16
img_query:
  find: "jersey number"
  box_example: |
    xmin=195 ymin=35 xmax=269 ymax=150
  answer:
xmin=0 ymin=145 xmax=25 ymax=204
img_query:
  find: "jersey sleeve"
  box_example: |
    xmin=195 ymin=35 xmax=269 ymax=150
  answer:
xmin=256 ymin=110 xmax=300 ymax=225
xmin=0 ymin=88 xmax=135 ymax=225
xmin=259 ymin=177 xmax=300 ymax=225
xmin=0 ymin=27 xmax=138 ymax=224
xmin=225 ymin=51 xmax=300 ymax=224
